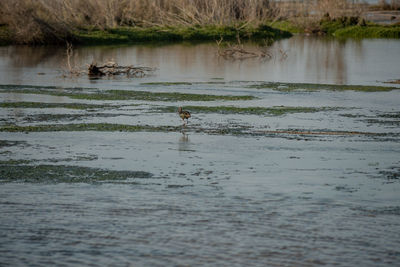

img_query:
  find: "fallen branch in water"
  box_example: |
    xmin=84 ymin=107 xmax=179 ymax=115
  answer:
xmin=63 ymin=42 xmax=155 ymax=78
xmin=87 ymin=61 xmax=155 ymax=77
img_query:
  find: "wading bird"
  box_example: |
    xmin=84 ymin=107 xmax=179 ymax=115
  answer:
xmin=178 ymin=107 xmax=191 ymax=126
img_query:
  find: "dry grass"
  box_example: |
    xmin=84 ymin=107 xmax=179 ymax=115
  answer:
xmin=1 ymin=0 xmax=280 ymax=43
xmin=0 ymin=0 xmax=378 ymax=44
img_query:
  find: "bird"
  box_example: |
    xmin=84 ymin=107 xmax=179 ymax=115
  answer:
xmin=178 ymin=107 xmax=191 ymax=126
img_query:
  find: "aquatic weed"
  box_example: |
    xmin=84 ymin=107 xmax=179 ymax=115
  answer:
xmin=0 ymin=164 xmax=153 ymax=183
xmin=248 ymin=82 xmax=399 ymax=92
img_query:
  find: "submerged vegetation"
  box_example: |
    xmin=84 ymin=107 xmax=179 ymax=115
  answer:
xmin=0 ymin=123 xmax=181 ymax=133
xmin=0 ymin=123 xmax=386 ymax=141
xmin=0 ymin=102 xmax=114 ymax=110
xmin=157 ymin=105 xmax=338 ymax=116
xmin=0 ymin=85 xmax=255 ymax=101
xmin=249 ymin=82 xmax=400 ymax=92
xmin=0 ymin=163 xmax=152 ymax=183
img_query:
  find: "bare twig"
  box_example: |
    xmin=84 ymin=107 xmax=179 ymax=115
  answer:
xmin=65 ymin=42 xmax=85 ymax=76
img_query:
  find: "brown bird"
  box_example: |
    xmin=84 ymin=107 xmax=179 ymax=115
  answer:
xmin=178 ymin=107 xmax=191 ymax=125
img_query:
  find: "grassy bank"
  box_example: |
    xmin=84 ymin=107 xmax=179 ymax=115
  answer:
xmin=0 ymin=0 xmax=290 ymax=45
xmin=75 ymin=24 xmax=292 ymax=45
xmin=1 ymin=0 xmax=399 ymax=45
xmin=270 ymin=16 xmax=400 ymax=38
xmin=0 ymin=25 xmax=12 ymax=45
xmin=0 ymin=22 xmax=291 ymax=45
xmin=3 ymin=0 xmax=395 ymax=45
xmin=333 ymin=25 xmax=400 ymax=38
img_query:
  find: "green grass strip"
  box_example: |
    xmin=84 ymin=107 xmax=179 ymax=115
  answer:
xmin=0 ymin=85 xmax=255 ymax=101
xmin=0 ymin=102 xmax=113 ymax=110
xmin=0 ymin=123 xmax=181 ymax=133
xmin=0 ymin=164 xmax=152 ymax=183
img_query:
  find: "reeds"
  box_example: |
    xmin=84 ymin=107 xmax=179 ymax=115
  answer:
xmin=0 ymin=0 xmax=376 ymax=44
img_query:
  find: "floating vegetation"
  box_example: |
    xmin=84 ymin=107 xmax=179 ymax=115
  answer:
xmin=378 ymin=112 xmax=400 ymax=119
xmin=0 ymin=84 xmax=255 ymax=102
xmin=378 ymin=167 xmax=400 ymax=183
xmin=0 ymin=102 xmax=115 ymax=110
xmin=363 ymin=118 xmax=400 ymax=127
xmin=0 ymin=123 xmax=181 ymax=133
xmin=0 ymin=123 xmax=388 ymax=140
xmin=0 ymin=163 xmax=152 ymax=183
xmin=248 ymin=82 xmax=400 ymax=92
xmin=340 ymin=111 xmax=400 ymax=126
xmin=157 ymin=105 xmax=339 ymax=116
xmin=0 ymin=84 xmax=90 ymax=91
xmin=141 ymin=81 xmax=227 ymax=86
xmin=0 ymin=140 xmax=28 ymax=148
xmin=22 ymin=113 xmax=132 ymax=123
xmin=141 ymin=82 xmax=193 ymax=86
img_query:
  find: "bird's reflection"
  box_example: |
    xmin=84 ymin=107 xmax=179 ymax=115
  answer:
xmin=178 ymin=131 xmax=190 ymax=152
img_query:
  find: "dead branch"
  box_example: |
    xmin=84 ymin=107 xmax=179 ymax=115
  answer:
xmin=63 ymin=42 xmax=155 ymax=78
xmin=88 ymin=61 xmax=155 ymax=77
xmin=65 ymin=42 xmax=84 ymax=75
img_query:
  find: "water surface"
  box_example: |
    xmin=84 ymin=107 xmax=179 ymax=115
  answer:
xmin=1 ymin=36 xmax=400 ymax=266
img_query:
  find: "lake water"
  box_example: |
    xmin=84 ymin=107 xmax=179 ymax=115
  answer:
xmin=1 ymin=36 xmax=400 ymax=266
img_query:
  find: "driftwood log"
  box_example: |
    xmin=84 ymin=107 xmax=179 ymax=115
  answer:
xmin=88 ymin=61 xmax=155 ymax=77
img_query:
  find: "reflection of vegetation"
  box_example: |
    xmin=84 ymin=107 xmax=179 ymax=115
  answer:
xmin=249 ymin=82 xmax=399 ymax=92
xmin=0 ymin=86 xmax=255 ymax=101
xmin=157 ymin=106 xmax=339 ymax=116
xmin=0 ymin=163 xmax=152 ymax=183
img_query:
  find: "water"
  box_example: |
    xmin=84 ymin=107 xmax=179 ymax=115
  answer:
xmin=1 ymin=36 xmax=400 ymax=266
xmin=1 ymin=36 xmax=400 ymax=86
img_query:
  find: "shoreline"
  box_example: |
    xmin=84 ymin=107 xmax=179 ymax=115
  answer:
xmin=1 ymin=19 xmax=400 ymax=47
